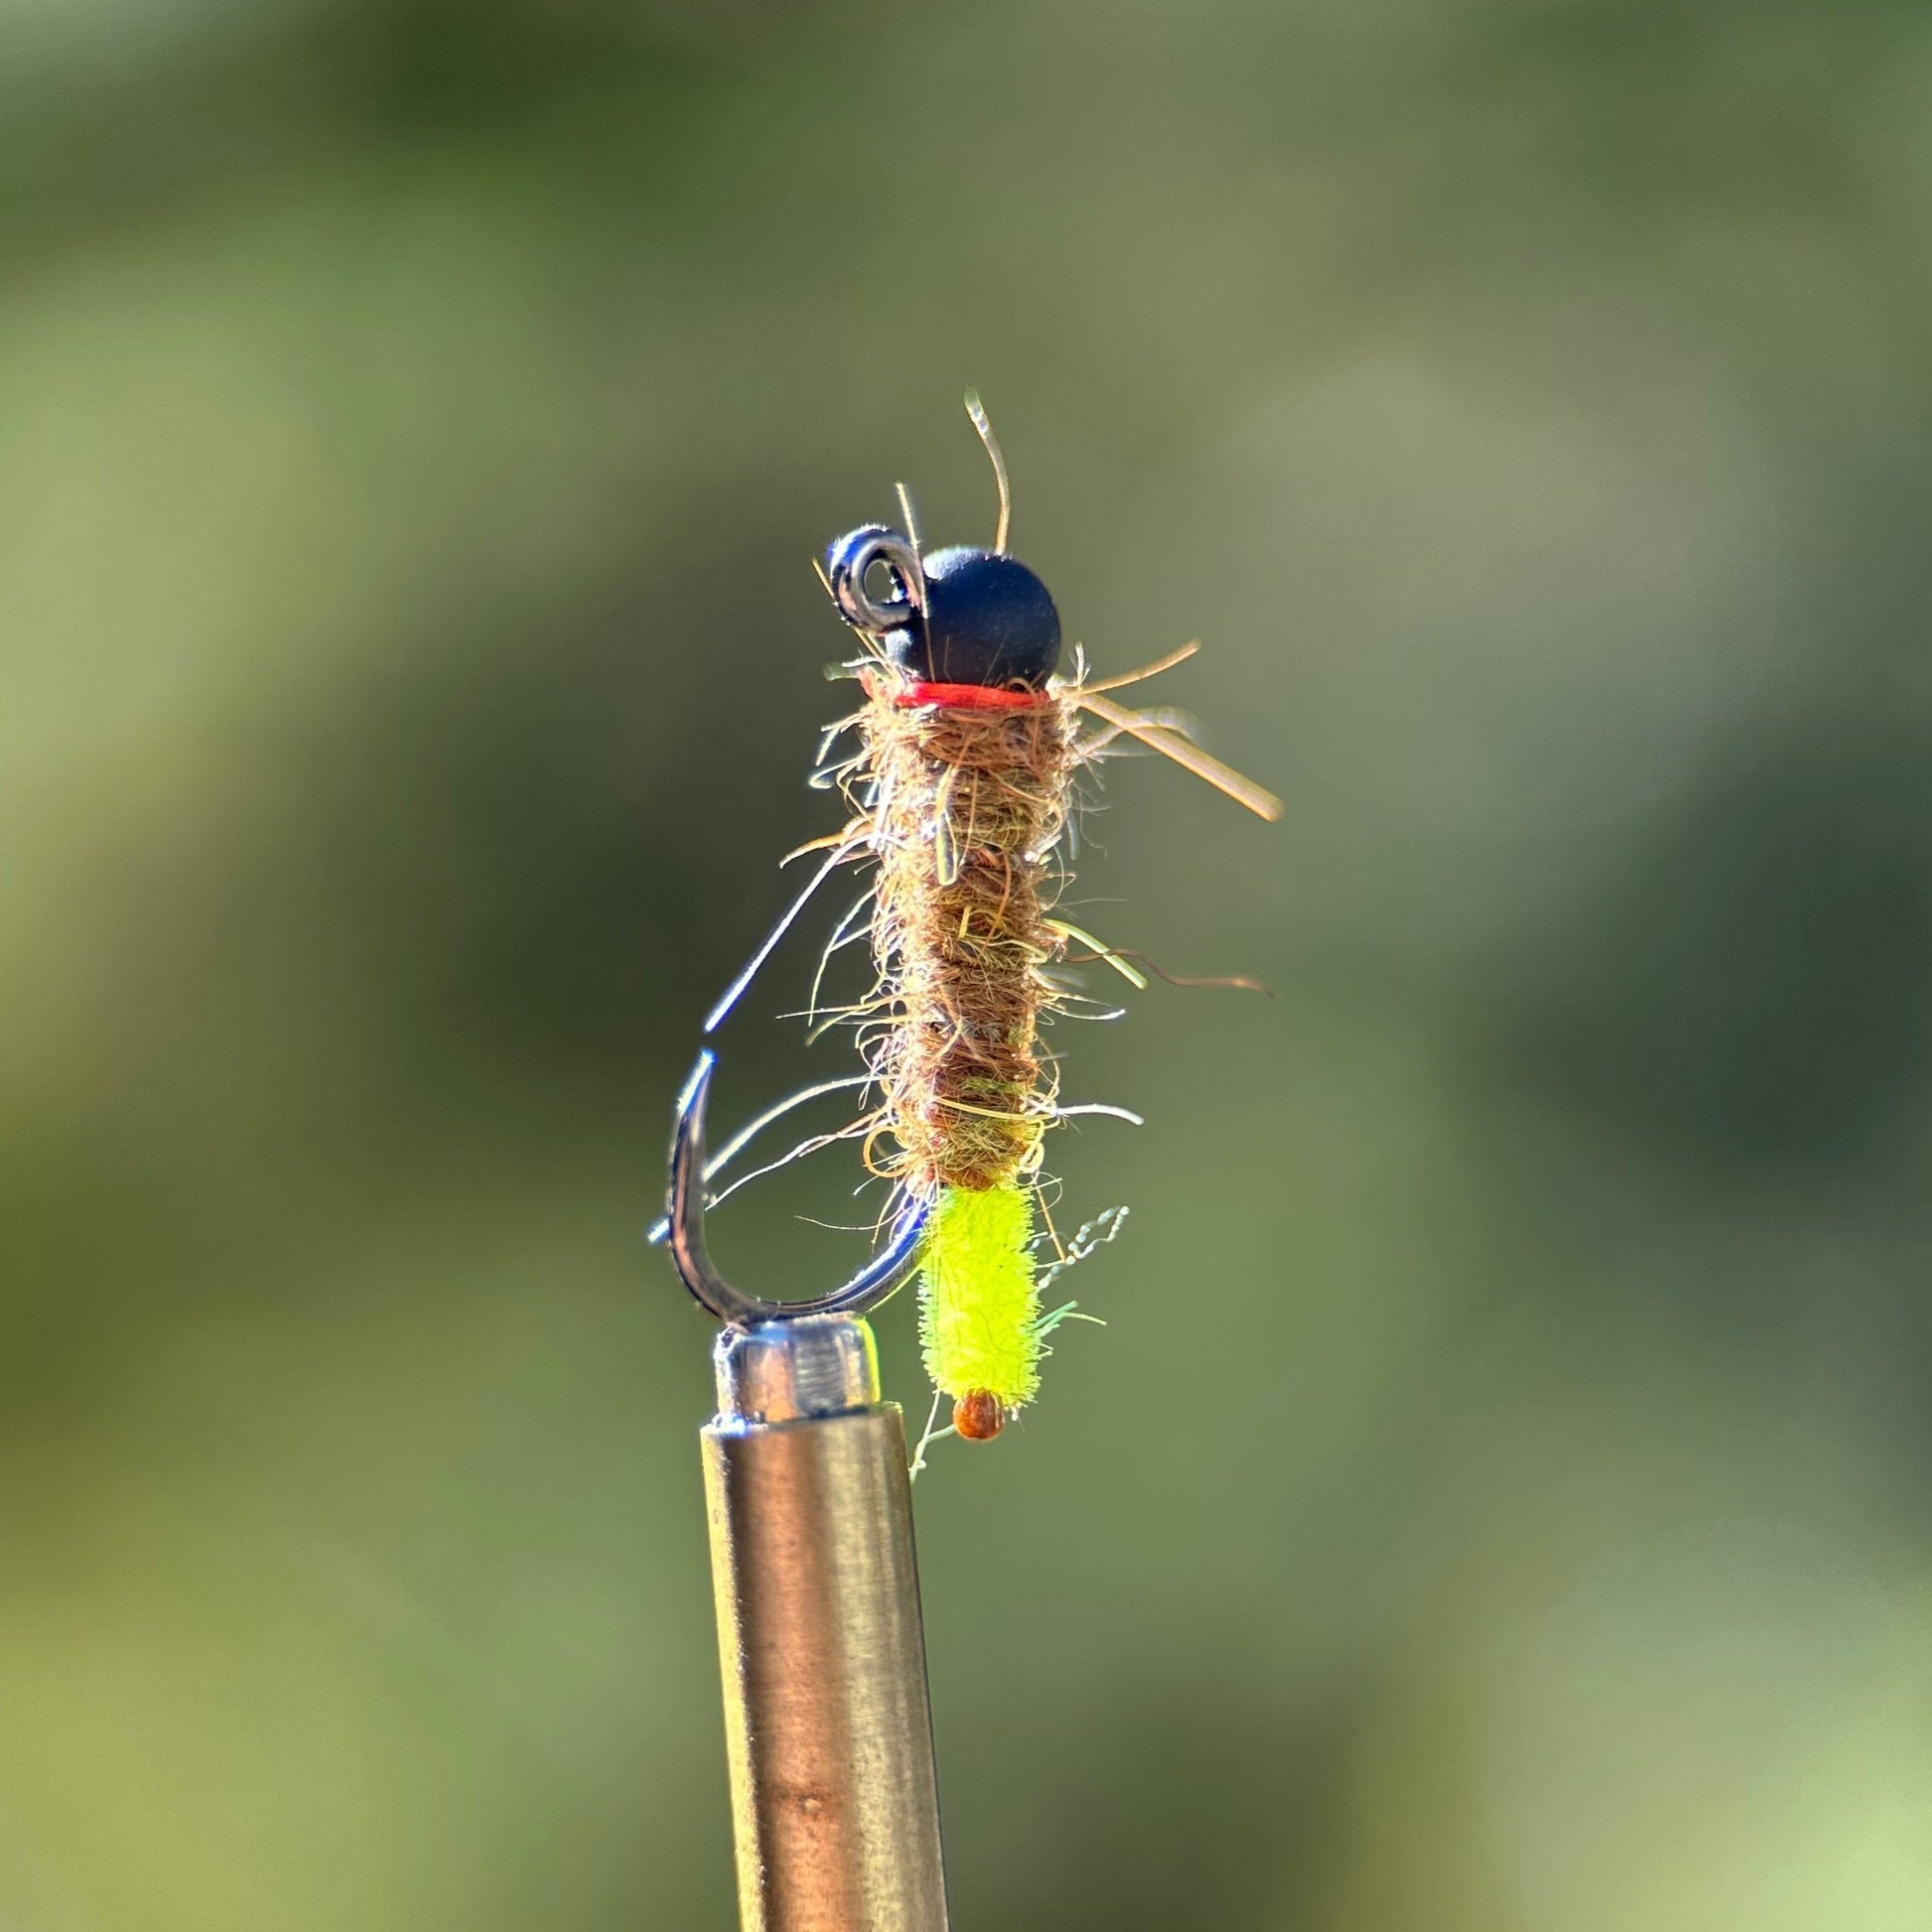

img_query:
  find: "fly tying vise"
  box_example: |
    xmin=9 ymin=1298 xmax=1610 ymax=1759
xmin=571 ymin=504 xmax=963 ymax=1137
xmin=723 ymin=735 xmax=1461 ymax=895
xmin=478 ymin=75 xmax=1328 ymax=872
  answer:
xmin=659 ymin=397 xmax=1281 ymax=1454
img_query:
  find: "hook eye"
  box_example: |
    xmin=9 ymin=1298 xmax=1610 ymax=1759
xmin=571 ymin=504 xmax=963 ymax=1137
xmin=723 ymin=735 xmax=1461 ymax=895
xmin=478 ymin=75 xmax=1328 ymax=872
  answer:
xmin=826 ymin=525 xmax=925 ymax=635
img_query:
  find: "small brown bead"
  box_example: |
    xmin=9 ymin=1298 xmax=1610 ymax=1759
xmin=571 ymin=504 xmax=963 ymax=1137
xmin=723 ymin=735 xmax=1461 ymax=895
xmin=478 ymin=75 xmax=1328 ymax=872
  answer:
xmin=952 ymin=1390 xmax=1006 ymax=1442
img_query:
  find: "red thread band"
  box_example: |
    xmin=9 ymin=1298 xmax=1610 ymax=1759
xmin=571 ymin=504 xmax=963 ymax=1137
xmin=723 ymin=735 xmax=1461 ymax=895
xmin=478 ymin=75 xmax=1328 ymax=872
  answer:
xmin=865 ymin=673 xmax=1054 ymax=712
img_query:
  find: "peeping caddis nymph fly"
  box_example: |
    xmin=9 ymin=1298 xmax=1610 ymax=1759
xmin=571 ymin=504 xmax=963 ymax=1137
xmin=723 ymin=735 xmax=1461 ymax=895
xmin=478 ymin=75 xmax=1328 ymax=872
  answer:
xmin=657 ymin=396 xmax=1281 ymax=1465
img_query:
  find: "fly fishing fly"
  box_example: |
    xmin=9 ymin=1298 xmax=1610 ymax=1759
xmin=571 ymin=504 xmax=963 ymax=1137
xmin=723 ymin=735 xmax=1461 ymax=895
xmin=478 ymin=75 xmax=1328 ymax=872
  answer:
xmin=659 ymin=397 xmax=1280 ymax=1461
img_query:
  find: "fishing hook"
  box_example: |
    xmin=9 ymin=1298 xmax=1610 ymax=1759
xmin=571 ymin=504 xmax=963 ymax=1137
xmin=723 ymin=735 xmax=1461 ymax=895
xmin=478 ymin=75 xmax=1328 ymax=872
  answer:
xmin=662 ymin=1050 xmax=928 ymax=1326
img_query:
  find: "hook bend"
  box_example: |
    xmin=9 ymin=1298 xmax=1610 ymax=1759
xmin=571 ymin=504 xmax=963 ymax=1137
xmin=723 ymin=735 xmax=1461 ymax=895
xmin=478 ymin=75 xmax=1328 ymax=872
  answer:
xmin=664 ymin=1050 xmax=927 ymax=1325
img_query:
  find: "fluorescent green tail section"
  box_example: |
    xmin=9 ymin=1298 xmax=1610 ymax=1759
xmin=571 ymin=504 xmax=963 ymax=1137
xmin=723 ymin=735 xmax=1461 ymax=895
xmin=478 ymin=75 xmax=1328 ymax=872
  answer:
xmin=919 ymin=1182 xmax=1041 ymax=1406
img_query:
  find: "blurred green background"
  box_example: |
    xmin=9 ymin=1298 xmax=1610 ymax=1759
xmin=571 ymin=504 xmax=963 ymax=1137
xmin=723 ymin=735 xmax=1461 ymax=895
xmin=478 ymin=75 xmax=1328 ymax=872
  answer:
xmin=7 ymin=0 xmax=1932 ymax=1925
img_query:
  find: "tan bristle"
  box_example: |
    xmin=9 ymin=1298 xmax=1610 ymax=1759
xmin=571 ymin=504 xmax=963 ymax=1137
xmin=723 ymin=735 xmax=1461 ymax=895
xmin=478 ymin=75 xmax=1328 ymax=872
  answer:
xmin=861 ymin=685 xmax=1073 ymax=1193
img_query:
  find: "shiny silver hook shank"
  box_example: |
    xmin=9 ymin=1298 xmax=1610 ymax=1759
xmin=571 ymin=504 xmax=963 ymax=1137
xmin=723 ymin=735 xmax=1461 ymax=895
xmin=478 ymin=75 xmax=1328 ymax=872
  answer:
xmin=664 ymin=1051 xmax=928 ymax=1325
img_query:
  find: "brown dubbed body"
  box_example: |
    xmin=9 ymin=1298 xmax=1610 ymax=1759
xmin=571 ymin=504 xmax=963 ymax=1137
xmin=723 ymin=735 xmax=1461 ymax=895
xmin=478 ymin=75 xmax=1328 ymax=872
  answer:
xmin=860 ymin=683 xmax=1073 ymax=1195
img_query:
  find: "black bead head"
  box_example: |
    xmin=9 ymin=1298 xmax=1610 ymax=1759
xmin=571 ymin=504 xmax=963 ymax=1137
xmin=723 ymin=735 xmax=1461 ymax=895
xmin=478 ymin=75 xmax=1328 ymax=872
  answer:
xmin=825 ymin=528 xmax=1062 ymax=690
xmin=898 ymin=546 xmax=1061 ymax=688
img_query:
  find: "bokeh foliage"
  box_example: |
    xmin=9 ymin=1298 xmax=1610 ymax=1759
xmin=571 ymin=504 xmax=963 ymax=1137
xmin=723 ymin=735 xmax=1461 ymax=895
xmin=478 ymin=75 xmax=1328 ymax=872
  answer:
xmin=7 ymin=0 xmax=1932 ymax=1926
